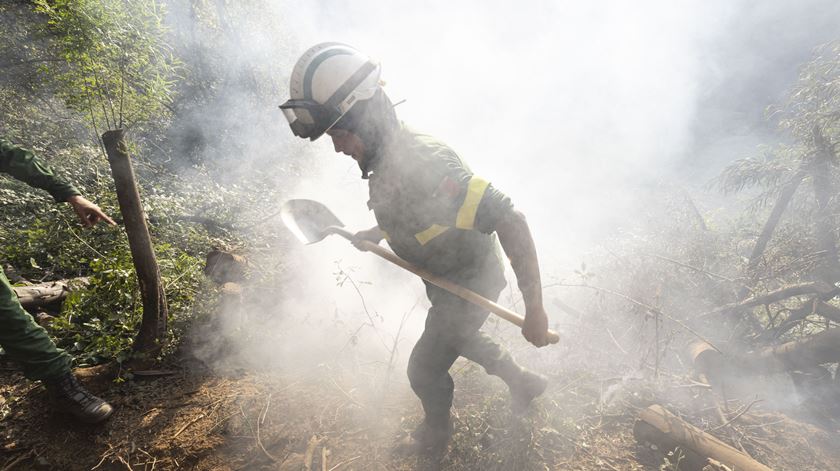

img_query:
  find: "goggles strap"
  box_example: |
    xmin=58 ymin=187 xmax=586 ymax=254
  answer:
xmin=324 ymin=61 xmax=378 ymax=111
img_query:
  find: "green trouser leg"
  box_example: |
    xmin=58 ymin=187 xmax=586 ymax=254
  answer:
xmin=407 ymin=281 xmax=525 ymax=424
xmin=0 ymin=268 xmax=72 ymax=381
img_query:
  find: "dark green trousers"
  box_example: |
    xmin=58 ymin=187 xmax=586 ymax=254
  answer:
xmin=0 ymin=268 xmax=72 ymax=380
xmin=407 ymin=280 xmax=525 ymax=424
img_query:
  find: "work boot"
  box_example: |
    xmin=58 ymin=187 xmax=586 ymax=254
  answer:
xmin=396 ymin=417 xmax=453 ymax=455
xmin=44 ymin=372 xmax=114 ymax=424
xmin=509 ymin=369 xmax=548 ymax=414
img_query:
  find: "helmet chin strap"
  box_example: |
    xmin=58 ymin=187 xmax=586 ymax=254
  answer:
xmin=359 ymin=155 xmax=374 ymax=179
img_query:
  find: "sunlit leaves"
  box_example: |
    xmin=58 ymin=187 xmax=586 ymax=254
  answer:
xmin=32 ymin=0 xmax=178 ymax=131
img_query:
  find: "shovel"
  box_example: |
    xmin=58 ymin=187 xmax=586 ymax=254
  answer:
xmin=281 ymin=199 xmax=560 ymax=344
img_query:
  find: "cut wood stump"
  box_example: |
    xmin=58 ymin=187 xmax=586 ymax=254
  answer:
xmin=204 ymin=250 xmax=249 ymax=284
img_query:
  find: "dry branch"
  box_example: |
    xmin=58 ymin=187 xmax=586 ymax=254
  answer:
xmin=553 ymin=283 xmax=723 ymax=352
xmin=704 ymin=281 xmax=836 ymax=317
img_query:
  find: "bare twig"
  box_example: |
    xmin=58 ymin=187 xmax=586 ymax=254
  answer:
xmin=238 ymin=402 xmax=279 ymax=463
xmin=703 ymin=282 xmax=836 ymax=318
xmin=2 ymin=450 xmax=34 ymax=471
xmin=173 ymin=413 xmax=206 ymax=438
xmin=646 ymin=253 xmax=741 ymax=286
xmin=116 ymin=455 xmax=134 ymax=471
xmin=385 ymin=296 xmax=422 ymax=386
xmin=553 ymin=298 xmax=628 ymax=354
xmin=335 ymin=264 xmax=389 ymax=351
xmin=91 ymin=445 xmax=116 ymax=470
xmin=555 ymin=431 xmax=621 ymax=471
xmin=259 ymin=393 xmax=272 ymax=425
xmin=327 ymin=455 xmax=361 ymax=471
xmin=606 ymin=327 xmax=629 ymax=355
xmin=328 ymin=375 xmax=363 ymax=408
xmin=708 ymin=399 xmax=764 ymax=432
xmin=549 ymin=283 xmax=723 ymax=353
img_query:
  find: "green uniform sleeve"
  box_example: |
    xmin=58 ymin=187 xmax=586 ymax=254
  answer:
xmin=423 ymin=144 xmax=514 ymax=234
xmin=473 ymin=183 xmax=514 ymax=234
xmin=0 ymin=137 xmax=80 ymax=202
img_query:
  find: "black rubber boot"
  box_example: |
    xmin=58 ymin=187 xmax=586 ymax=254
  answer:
xmin=509 ymin=369 xmax=548 ymax=414
xmin=44 ymin=372 xmax=114 ymax=424
xmin=396 ymin=416 xmax=453 ymax=455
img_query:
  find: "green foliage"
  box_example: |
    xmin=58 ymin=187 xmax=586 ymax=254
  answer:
xmin=33 ymin=0 xmax=177 ymax=131
xmin=51 ymin=242 xmax=211 ymax=365
xmin=777 ymin=40 xmax=840 ymax=145
xmin=720 ymin=41 xmax=839 ymax=198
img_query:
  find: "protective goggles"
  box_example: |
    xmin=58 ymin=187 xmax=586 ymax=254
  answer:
xmin=280 ymin=61 xmax=379 ymax=141
xmin=279 ymin=99 xmax=342 ymax=141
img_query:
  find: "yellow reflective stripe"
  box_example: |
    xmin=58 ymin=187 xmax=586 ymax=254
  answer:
xmin=414 ymin=224 xmax=449 ymax=245
xmin=455 ymin=177 xmax=490 ymax=230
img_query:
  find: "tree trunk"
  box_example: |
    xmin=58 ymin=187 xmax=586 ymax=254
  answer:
xmin=740 ymin=328 xmax=840 ymax=374
xmin=746 ymin=170 xmax=805 ymax=274
xmin=102 ymin=129 xmax=168 ymax=356
xmin=811 ymin=125 xmax=840 ymax=283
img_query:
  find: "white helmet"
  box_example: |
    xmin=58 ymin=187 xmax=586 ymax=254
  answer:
xmin=280 ymin=42 xmax=381 ymax=141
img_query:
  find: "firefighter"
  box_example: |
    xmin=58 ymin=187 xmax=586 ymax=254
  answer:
xmin=280 ymin=43 xmax=550 ymax=451
xmin=1 ymin=137 xmax=114 ymax=423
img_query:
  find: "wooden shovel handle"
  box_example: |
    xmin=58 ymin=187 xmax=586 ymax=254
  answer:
xmin=327 ymin=227 xmax=560 ymax=344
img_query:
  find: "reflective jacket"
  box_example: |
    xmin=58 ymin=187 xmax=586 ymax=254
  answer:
xmin=0 ymin=137 xmax=80 ymax=202
xmin=367 ymin=125 xmax=513 ymax=292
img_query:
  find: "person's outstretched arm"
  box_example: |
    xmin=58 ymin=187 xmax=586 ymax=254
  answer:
xmin=1 ymin=138 xmax=114 ymax=227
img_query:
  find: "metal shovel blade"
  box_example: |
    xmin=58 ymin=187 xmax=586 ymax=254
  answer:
xmin=280 ymin=199 xmax=346 ymax=244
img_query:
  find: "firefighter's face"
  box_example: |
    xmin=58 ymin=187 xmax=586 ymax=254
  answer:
xmin=327 ymin=129 xmax=365 ymax=163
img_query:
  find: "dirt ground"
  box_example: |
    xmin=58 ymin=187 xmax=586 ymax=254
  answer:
xmin=1 ymin=322 xmax=840 ymax=470
xmin=1 ymin=360 xmax=839 ymax=470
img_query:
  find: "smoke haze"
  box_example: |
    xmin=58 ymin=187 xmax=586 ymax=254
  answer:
xmin=179 ymin=0 xmax=840 ymax=417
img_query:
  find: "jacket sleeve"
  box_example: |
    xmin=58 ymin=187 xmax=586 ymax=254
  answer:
xmin=0 ymin=138 xmax=81 ymax=202
xmin=426 ymin=146 xmax=514 ymax=234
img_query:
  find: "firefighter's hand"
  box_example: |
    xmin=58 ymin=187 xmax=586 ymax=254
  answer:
xmin=66 ymin=195 xmax=116 ymax=227
xmin=522 ymin=306 xmax=550 ymax=347
xmin=351 ymin=227 xmax=384 ymax=251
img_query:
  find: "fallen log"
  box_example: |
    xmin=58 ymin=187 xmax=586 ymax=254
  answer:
xmin=634 ymin=405 xmax=772 ymax=471
xmin=12 ymin=278 xmax=89 ymax=311
xmin=691 ymin=330 xmax=840 ymax=377
xmin=738 ymin=328 xmax=840 ymax=374
xmin=813 ymin=300 xmax=840 ymax=323
xmin=204 ymin=250 xmax=249 ymax=284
